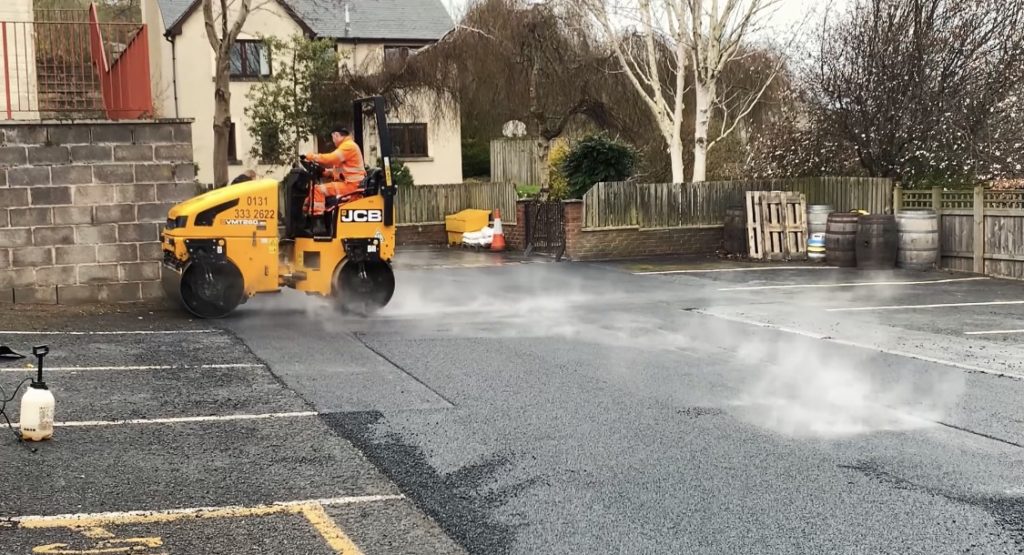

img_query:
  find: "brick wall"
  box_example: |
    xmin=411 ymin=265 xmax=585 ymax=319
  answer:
xmin=397 ymin=224 xmax=447 ymax=246
xmin=396 ymin=220 xmax=520 ymax=248
xmin=506 ymin=200 xmax=528 ymax=250
xmin=562 ymin=200 xmax=722 ymax=261
xmin=0 ymin=120 xmax=198 ymax=304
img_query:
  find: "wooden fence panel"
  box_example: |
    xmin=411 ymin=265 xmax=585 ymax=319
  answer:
xmin=781 ymin=176 xmax=892 ymax=213
xmin=583 ymin=177 xmax=893 ymax=229
xmin=637 ymin=182 xmax=678 ymax=228
xmin=490 ymin=139 xmax=541 ymax=185
xmin=585 ymin=182 xmax=637 ymax=228
xmin=981 ymin=214 xmax=1024 ymax=279
xmin=895 ymin=186 xmax=1024 ymax=279
xmin=395 ymin=182 xmax=517 ymax=225
xmin=939 ymin=213 xmax=974 ymax=272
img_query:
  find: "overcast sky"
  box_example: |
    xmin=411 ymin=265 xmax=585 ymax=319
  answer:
xmin=443 ymin=0 xmax=851 ymax=37
xmin=766 ymin=0 xmax=848 ymax=30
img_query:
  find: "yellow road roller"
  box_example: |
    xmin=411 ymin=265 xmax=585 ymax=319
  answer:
xmin=161 ymin=97 xmax=397 ymax=318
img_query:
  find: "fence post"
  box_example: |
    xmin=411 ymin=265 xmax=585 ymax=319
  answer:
xmin=931 ymin=186 xmax=942 ymax=213
xmin=892 ymin=182 xmax=902 ymax=214
xmin=973 ymin=185 xmax=984 ymax=274
xmin=2 ymin=22 xmax=10 ymax=119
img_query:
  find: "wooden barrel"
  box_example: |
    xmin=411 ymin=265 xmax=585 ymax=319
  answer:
xmin=825 ymin=212 xmax=859 ymax=267
xmin=807 ymin=205 xmax=833 ymax=236
xmin=896 ymin=210 xmax=939 ymax=270
xmin=724 ymin=205 xmax=747 ymax=255
xmin=855 ymin=214 xmax=899 ymax=270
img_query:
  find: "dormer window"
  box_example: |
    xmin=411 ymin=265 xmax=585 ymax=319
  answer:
xmin=384 ymin=45 xmax=420 ymax=68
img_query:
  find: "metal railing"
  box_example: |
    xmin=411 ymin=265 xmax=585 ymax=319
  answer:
xmin=1 ymin=5 xmax=152 ymax=120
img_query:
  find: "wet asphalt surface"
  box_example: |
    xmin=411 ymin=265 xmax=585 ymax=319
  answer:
xmin=0 ymin=300 xmax=461 ymax=554
xmin=2 ymin=247 xmax=1024 ymax=553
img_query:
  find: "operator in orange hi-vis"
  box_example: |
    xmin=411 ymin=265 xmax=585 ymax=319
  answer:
xmin=303 ymin=126 xmax=367 ymax=216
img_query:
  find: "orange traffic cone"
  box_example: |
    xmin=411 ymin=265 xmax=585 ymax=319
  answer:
xmin=490 ymin=208 xmax=506 ymax=252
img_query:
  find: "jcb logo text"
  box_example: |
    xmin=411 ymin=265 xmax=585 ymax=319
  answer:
xmin=341 ymin=209 xmax=383 ymax=223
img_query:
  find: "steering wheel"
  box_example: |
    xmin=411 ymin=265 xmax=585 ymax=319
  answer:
xmin=297 ymin=155 xmax=324 ymax=177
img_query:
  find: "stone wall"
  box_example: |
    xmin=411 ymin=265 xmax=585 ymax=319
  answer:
xmin=0 ymin=120 xmax=198 ymax=304
xmin=562 ymin=200 xmax=722 ymax=261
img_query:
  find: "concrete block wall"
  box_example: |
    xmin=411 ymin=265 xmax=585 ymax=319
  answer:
xmin=562 ymin=200 xmax=723 ymax=261
xmin=0 ymin=120 xmax=198 ymax=304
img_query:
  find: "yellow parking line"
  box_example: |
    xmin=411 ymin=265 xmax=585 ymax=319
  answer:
xmin=32 ymin=536 xmax=164 ymax=554
xmin=300 ymin=503 xmax=364 ymax=555
xmin=12 ymin=495 xmax=404 ymax=555
xmin=17 ymin=503 xmax=289 ymax=529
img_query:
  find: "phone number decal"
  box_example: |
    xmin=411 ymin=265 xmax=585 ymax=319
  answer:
xmin=234 ymin=208 xmax=275 ymax=219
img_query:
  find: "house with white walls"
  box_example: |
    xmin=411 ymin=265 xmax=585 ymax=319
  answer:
xmin=140 ymin=0 xmax=463 ymax=186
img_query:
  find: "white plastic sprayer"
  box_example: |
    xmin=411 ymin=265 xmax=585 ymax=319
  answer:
xmin=19 ymin=345 xmax=54 ymax=441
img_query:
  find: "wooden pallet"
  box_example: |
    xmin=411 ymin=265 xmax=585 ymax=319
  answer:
xmin=745 ymin=191 xmax=808 ymax=260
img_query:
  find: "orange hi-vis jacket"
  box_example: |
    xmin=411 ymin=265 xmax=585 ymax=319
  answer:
xmin=305 ymin=137 xmax=368 ymax=215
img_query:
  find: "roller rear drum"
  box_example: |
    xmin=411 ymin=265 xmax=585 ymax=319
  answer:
xmin=333 ymin=260 xmax=395 ymax=315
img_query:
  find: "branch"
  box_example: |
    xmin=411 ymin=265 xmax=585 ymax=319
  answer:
xmin=220 ymin=0 xmax=228 ymax=46
xmin=708 ymin=62 xmax=780 ymax=151
xmin=226 ymin=0 xmax=254 ymax=48
xmin=638 ymin=0 xmax=666 ymax=114
xmin=203 ymin=0 xmax=221 ymax=52
xmin=621 ymin=38 xmax=660 ymax=98
xmin=586 ymin=1 xmax=669 ymax=125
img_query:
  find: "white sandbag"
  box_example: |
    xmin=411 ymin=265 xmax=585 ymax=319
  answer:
xmin=462 ymin=226 xmax=493 ymax=246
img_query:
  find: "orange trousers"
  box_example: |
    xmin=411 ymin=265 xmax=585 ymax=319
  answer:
xmin=305 ymin=181 xmax=363 ymax=216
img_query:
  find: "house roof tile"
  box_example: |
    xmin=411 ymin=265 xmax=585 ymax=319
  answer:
xmin=155 ymin=0 xmax=453 ymax=41
xmin=281 ymin=0 xmax=453 ymax=40
xmin=155 ymin=0 xmax=195 ymax=31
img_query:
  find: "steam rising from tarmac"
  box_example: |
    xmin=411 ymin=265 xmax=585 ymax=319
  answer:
xmin=381 ymin=273 xmax=698 ymax=352
xmin=722 ymin=277 xmax=967 ymax=439
xmin=260 ymin=265 xmax=968 ymax=440
xmin=728 ymin=333 xmax=966 ymax=439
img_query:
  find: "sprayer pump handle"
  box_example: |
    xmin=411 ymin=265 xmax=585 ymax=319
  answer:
xmin=32 ymin=345 xmax=49 ymax=358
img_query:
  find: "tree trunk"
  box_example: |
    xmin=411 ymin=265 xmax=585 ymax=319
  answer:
xmin=536 ymin=137 xmax=551 ymax=189
xmin=669 ymin=135 xmax=685 ymax=183
xmin=212 ymin=70 xmax=231 ymax=188
xmin=692 ymin=80 xmax=713 ymax=183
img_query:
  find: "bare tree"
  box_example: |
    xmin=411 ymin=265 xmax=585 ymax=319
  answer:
xmin=805 ymin=0 xmax=1024 ymax=184
xmin=576 ymin=0 xmax=691 ymax=182
xmin=573 ymin=0 xmax=792 ymax=182
xmin=202 ymin=0 xmax=259 ymax=188
xmin=687 ymin=0 xmax=787 ymax=182
xmin=392 ymin=0 xmax=618 ymax=186
xmin=351 ymin=0 xmax=788 ymax=184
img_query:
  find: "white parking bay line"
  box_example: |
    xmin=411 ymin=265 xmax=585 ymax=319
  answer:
xmin=0 ymin=329 xmax=218 ymax=335
xmin=0 ymin=363 xmax=265 ymax=373
xmin=692 ymin=309 xmax=1023 ymax=380
xmin=12 ymin=411 xmax=318 ymax=429
xmin=829 ymin=299 xmax=1024 ymax=312
xmin=635 ymin=266 xmax=839 ymax=275
xmin=965 ymin=329 xmax=1024 ymax=336
xmin=720 ymin=276 xmax=989 ymax=291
